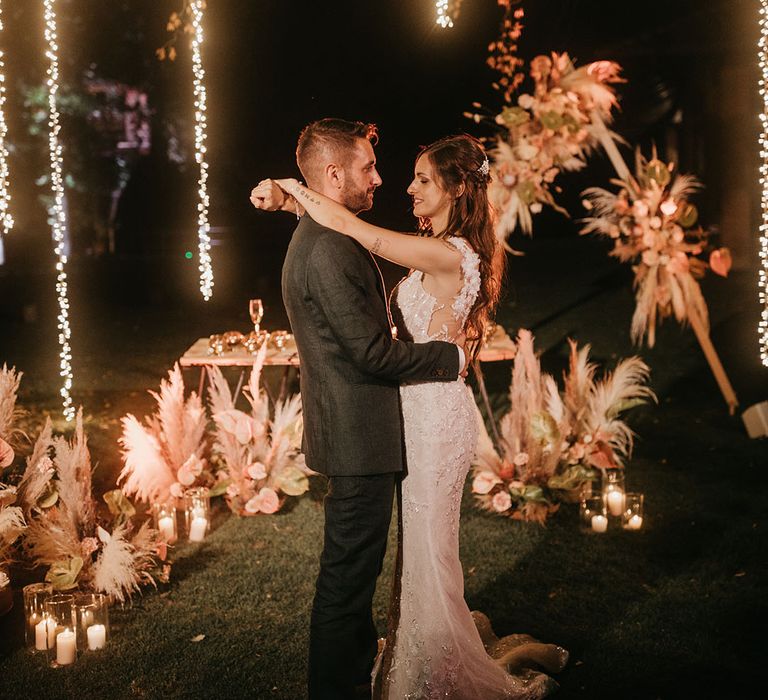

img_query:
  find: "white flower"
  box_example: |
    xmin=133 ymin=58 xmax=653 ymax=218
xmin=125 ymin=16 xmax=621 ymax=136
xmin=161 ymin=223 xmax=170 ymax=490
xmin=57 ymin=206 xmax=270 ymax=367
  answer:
xmin=0 ymin=571 xmax=9 ymax=591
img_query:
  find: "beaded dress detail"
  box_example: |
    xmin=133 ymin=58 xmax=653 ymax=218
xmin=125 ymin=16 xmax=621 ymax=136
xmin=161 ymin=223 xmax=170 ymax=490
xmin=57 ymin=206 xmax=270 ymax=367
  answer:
xmin=382 ymin=237 xmax=567 ymax=699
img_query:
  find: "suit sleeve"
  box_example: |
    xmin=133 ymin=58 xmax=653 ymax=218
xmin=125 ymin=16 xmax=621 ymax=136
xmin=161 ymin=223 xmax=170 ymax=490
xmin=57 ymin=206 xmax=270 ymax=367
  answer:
xmin=307 ymin=234 xmax=460 ymax=382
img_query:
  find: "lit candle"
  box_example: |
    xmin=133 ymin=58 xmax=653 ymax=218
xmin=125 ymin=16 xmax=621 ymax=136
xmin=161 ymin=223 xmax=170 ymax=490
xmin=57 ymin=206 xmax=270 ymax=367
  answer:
xmin=80 ymin=609 xmax=93 ymax=629
xmin=591 ymin=514 xmax=608 ymax=533
xmin=626 ymin=514 xmax=643 ymax=530
xmin=56 ymin=628 xmax=76 ymax=665
xmin=188 ymin=516 xmax=208 ymax=543
xmin=86 ymin=624 xmax=106 ymax=651
xmin=192 ymin=506 xmax=206 ymax=520
xmin=606 ymin=489 xmax=625 ymax=517
xmin=35 ymin=616 xmax=56 ymax=650
xmin=158 ymin=515 xmax=176 ymax=542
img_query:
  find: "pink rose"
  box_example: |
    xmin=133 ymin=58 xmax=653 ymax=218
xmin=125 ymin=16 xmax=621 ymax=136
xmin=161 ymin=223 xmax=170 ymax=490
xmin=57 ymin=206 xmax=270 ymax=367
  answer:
xmin=641 ymin=249 xmax=659 ymax=267
xmin=247 ymin=462 xmax=267 ymax=481
xmin=0 ymin=437 xmax=14 ymax=468
xmin=182 ymin=454 xmax=204 ymax=477
xmin=492 ymin=491 xmax=512 ymax=512
xmin=244 ymin=487 xmax=280 ymax=514
xmin=170 ymin=482 xmax=185 ymax=498
xmin=176 ymin=465 xmax=196 ymax=486
xmin=257 ymin=487 xmax=280 ymax=514
xmin=472 ymin=471 xmax=501 ymax=495
xmin=226 ymin=483 xmax=240 ymax=499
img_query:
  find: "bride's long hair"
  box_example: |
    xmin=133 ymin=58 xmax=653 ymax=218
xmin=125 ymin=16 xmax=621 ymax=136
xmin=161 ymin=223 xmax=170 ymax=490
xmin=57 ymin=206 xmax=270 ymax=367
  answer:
xmin=416 ymin=134 xmax=505 ymax=346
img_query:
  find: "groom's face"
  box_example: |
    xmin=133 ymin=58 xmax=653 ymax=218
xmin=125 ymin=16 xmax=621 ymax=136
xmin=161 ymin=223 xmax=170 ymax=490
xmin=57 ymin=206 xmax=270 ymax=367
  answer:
xmin=339 ymin=138 xmax=382 ymax=213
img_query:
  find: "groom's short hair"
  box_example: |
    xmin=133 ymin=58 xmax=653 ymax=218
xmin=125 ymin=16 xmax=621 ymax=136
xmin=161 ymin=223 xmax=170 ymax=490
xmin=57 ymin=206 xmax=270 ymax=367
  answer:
xmin=296 ymin=118 xmax=378 ymax=186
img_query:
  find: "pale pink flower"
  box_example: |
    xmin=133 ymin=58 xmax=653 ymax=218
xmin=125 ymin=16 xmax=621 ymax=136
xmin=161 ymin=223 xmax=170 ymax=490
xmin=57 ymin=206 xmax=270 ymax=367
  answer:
xmin=80 ymin=537 xmax=99 ymax=558
xmin=660 ymin=199 xmax=677 ymax=216
xmin=0 ymin=437 xmax=13 ymax=468
xmin=170 ymin=482 xmax=185 ymax=498
xmin=217 ymin=409 xmax=257 ymax=444
xmin=642 ymin=249 xmax=659 ymax=267
xmin=226 ymin=483 xmax=240 ymax=499
xmin=182 ymin=454 xmax=204 ymax=477
xmin=509 ymin=480 xmax=525 ymax=490
xmin=513 ymin=452 xmax=529 ymax=467
xmin=257 ymin=487 xmax=280 ymax=514
xmin=492 ymin=491 xmax=512 ymax=512
xmin=472 ymin=471 xmax=501 ymax=495
xmin=247 ymin=462 xmax=267 ymax=481
xmin=176 ymin=465 xmax=196 ymax=486
xmin=633 ymin=200 xmax=649 ymax=218
xmin=642 ymin=232 xmax=656 ymax=248
xmin=517 ymin=93 xmax=534 ymax=109
xmin=244 ymin=495 xmax=261 ymax=514
xmin=649 ymin=216 xmax=662 ymax=230
xmin=672 ymin=227 xmax=685 ymax=243
xmin=666 ymin=252 xmax=690 ymax=276
xmin=570 ymin=442 xmax=586 ymax=460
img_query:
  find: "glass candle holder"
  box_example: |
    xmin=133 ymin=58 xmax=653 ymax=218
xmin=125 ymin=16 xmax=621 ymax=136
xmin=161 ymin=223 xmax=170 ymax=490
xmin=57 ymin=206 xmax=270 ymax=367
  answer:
xmin=580 ymin=495 xmax=608 ymax=534
xmin=42 ymin=594 xmax=76 ymax=667
xmin=74 ymin=592 xmax=109 ymax=652
xmin=621 ymin=493 xmax=645 ymax=531
xmin=23 ymin=582 xmax=54 ymax=652
xmin=153 ymin=502 xmax=178 ymax=543
xmin=602 ymin=469 xmax=626 ymax=518
xmin=184 ymin=486 xmax=210 ymax=542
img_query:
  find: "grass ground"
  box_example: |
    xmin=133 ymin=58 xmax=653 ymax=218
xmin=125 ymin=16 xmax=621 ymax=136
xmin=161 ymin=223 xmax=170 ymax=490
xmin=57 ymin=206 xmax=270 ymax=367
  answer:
xmin=0 ymin=237 xmax=766 ymax=698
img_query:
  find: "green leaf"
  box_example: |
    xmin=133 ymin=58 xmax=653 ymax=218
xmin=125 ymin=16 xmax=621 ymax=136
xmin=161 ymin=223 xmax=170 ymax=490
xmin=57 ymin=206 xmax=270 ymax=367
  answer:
xmin=209 ymin=480 xmax=231 ymax=498
xmin=530 ymin=411 xmax=559 ymax=444
xmin=540 ymin=111 xmax=564 ymax=130
xmin=45 ymin=557 xmax=84 ymax=591
xmin=276 ymin=466 xmax=309 ymax=497
xmin=547 ymin=464 xmax=596 ymax=492
xmin=522 ymin=485 xmax=547 ymax=502
xmin=37 ymin=482 xmax=59 ymax=510
xmin=103 ymin=489 xmax=136 ymax=521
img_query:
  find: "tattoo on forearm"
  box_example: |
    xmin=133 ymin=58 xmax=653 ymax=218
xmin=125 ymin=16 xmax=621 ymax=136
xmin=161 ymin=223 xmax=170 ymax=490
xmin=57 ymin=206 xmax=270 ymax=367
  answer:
xmin=294 ymin=186 xmax=321 ymax=206
xmin=371 ymin=237 xmax=384 ymax=255
xmin=440 ymin=239 xmax=458 ymax=252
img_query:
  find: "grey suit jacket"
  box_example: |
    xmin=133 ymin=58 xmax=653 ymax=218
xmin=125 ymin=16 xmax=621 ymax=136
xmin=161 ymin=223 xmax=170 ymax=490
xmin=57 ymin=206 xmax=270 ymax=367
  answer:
xmin=281 ymin=214 xmax=460 ymax=476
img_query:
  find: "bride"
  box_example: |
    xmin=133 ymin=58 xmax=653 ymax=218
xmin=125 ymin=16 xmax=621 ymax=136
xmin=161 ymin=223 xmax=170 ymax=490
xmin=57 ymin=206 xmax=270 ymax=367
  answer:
xmin=274 ymin=134 xmax=567 ymax=699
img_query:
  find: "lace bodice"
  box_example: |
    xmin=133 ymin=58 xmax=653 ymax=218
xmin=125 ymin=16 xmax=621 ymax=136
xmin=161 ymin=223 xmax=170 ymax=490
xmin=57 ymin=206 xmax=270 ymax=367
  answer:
xmin=394 ymin=236 xmax=481 ymax=343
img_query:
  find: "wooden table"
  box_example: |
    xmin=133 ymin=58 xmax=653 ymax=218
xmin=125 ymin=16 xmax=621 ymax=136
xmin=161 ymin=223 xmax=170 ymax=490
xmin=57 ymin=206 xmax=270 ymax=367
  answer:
xmin=180 ymin=330 xmax=516 ymax=448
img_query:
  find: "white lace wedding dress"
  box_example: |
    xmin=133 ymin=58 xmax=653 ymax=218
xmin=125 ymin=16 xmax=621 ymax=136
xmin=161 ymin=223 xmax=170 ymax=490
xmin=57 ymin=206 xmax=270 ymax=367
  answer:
xmin=380 ymin=237 xmax=567 ymax=699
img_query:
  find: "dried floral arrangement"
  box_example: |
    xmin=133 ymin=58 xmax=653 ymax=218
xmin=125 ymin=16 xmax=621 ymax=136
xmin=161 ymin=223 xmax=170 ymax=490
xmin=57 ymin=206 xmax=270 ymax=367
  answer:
xmin=207 ymin=346 xmax=308 ymax=515
xmin=580 ymin=150 xmax=732 ymax=347
xmin=118 ymin=364 xmax=209 ymax=505
xmin=471 ymin=331 xmax=655 ymax=523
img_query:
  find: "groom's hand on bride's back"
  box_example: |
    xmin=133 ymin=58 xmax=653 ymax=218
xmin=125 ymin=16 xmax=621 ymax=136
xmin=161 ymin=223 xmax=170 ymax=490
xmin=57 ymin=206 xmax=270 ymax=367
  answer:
xmin=457 ymin=335 xmax=471 ymax=378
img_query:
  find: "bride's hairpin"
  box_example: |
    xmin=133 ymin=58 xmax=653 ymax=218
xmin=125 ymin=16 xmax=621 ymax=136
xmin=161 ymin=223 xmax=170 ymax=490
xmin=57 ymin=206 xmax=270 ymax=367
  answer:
xmin=477 ymin=156 xmax=490 ymax=178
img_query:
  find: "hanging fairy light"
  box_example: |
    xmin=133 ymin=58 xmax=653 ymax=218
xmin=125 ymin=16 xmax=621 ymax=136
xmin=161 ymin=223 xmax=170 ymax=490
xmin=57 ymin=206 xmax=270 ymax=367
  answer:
xmin=190 ymin=0 xmax=213 ymax=300
xmin=759 ymin=1 xmax=768 ymax=366
xmin=436 ymin=1 xmax=454 ymax=28
xmin=43 ymin=0 xmax=75 ymax=421
xmin=0 ymin=0 xmax=13 ymax=237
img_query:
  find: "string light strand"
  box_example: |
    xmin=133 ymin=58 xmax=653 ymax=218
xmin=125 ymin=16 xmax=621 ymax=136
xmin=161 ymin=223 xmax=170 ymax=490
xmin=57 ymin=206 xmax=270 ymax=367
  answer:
xmin=190 ymin=0 xmax=213 ymax=300
xmin=759 ymin=1 xmax=768 ymax=366
xmin=43 ymin=0 xmax=75 ymax=420
xmin=0 ymin=0 xmax=13 ymax=236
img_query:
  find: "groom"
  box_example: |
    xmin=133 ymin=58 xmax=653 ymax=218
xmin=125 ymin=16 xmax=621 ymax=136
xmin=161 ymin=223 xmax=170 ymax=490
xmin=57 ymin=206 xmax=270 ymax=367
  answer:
xmin=250 ymin=118 xmax=464 ymax=699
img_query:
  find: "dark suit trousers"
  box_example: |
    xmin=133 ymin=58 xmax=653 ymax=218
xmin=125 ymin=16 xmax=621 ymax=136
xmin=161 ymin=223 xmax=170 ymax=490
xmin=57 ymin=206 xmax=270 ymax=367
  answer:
xmin=308 ymin=473 xmax=396 ymax=700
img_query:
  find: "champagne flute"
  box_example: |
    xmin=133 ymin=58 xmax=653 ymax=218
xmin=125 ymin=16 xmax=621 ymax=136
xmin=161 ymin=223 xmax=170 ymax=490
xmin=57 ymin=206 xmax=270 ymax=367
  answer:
xmin=249 ymin=299 xmax=264 ymax=334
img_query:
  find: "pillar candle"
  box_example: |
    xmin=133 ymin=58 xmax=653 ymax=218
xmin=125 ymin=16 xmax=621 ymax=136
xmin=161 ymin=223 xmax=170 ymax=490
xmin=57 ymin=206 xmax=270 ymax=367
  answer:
xmin=626 ymin=514 xmax=643 ymax=530
xmin=86 ymin=624 xmax=106 ymax=651
xmin=56 ymin=629 xmax=76 ymax=665
xmin=158 ymin=515 xmax=175 ymax=542
xmin=606 ymin=489 xmax=625 ymax=517
xmin=188 ymin=516 xmax=207 ymax=543
xmin=35 ymin=616 xmax=56 ymax=650
xmin=591 ymin=514 xmax=608 ymax=533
